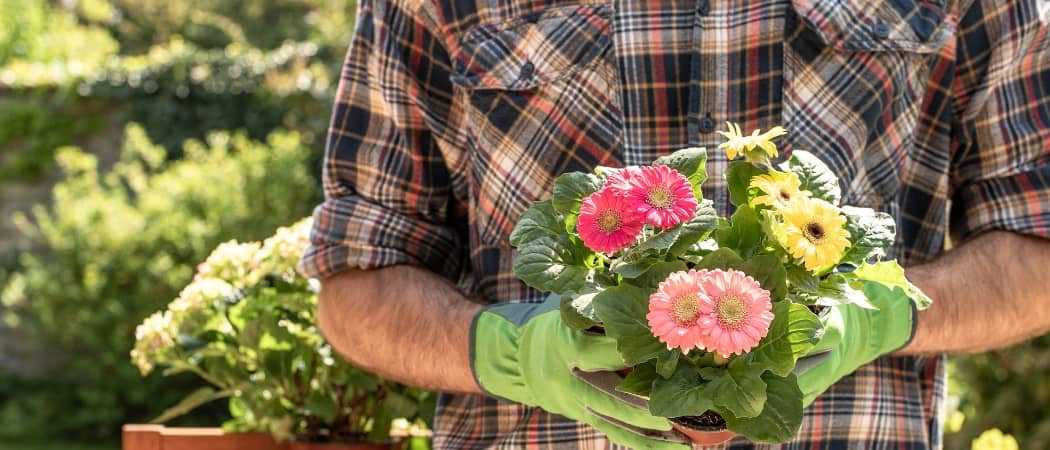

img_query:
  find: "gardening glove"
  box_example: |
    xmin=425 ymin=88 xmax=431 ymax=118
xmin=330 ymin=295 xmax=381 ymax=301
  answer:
xmin=471 ymin=295 xmax=690 ymax=450
xmin=793 ymin=282 xmax=918 ymax=406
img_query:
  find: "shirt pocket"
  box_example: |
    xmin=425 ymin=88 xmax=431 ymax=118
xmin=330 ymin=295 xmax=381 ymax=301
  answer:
xmin=450 ymin=3 xmax=623 ymax=248
xmin=783 ymin=0 xmax=956 ymax=208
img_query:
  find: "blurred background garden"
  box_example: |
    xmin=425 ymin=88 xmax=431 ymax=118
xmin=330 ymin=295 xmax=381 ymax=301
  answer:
xmin=0 ymin=1 xmax=1044 ymax=449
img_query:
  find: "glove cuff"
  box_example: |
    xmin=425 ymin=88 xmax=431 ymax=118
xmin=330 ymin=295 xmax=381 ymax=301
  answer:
xmin=470 ymin=305 xmax=534 ymax=404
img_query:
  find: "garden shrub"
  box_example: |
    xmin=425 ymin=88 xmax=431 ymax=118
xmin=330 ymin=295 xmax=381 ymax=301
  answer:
xmin=947 ymin=338 xmax=1050 ymax=450
xmin=0 ymin=96 xmax=105 ymax=181
xmin=0 ymin=123 xmax=317 ymax=442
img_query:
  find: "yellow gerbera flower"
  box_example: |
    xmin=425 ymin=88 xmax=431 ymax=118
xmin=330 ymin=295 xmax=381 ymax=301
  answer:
xmin=717 ymin=122 xmax=788 ymax=164
xmin=781 ymin=197 xmax=851 ymax=271
xmin=750 ymin=171 xmax=808 ymax=209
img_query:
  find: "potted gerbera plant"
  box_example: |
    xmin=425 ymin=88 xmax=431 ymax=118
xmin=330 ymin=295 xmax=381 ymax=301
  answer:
xmin=509 ymin=124 xmax=931 ymax=445
xmin=128 ymin=219 xmax=435 ymax=450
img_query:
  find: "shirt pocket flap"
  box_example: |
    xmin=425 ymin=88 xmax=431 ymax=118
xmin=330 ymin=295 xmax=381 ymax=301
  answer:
xmin=792 ymin=0 xmax=957 ymax=53
xmin=450 ymin=3 xmax=613 ymax=91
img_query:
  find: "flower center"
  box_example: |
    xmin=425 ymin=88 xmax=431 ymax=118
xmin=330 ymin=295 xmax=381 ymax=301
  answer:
xmin=671 ymin=294 xmax=701 ymax=325
xmin=646 ymin=186 xmax=674 ymax=209
xmin=597 ymin=210 xmax=622 ymax=233
xmin=779 ymin=190 xmax=792 ymax=201
xmin=716 ymin=295 xmax=748 ymax=328
xmin=804 ymin=222 xmax=826 ymax=243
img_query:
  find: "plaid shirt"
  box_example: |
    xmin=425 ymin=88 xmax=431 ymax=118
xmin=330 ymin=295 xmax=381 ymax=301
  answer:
xmin=299 ymin=0 xmax=1050 ymax=446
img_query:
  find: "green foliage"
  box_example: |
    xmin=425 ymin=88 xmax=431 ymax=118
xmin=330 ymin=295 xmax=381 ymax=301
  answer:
xmin=0 ymin=0 xmax=118 ymax=76
xmin=0 ymin=124 xmax=317 ymax=442
xmin=93 ymin=0 xmax=355 ymax=55
xmin=131 ymin=219 xmax=434 ymax=443
xmin=0 ymin=97 xmax=105 ymax=181
xmin=77 ymin=38 xmax=333 ymax=153
xmin=949 ymin=338 xmax=1050 ymax=450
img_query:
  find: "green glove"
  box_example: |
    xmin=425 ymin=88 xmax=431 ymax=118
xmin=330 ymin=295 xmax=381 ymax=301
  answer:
xmin=794 ymin=282 xmax=918 ymax=405
xmin=471 ymin=295 xmax=689 ymax=449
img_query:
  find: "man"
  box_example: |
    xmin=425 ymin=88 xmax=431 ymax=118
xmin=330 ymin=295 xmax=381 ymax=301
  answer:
xmin=299 ymin=0 xmax=1050 ymax=446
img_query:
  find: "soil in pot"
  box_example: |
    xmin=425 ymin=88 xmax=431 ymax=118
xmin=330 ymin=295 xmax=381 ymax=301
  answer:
xmin=670 ymin=411 xmax=735 ymax=446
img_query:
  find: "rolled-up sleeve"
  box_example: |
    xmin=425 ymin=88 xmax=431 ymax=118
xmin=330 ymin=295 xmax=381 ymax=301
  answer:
xmin=949 ymin=0 xmax=1050 ymax=242
xmin=299 ymin=0 xmax=466 ymax=280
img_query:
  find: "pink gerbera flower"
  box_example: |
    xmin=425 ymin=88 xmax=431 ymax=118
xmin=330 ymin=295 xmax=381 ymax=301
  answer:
xmin=694 ymin=269 xmax=774 ymax=357
xmin=646 ymin=270 xmax=710 ymax=354
xmin=604 ymin=166 xmax=642 ymax=192
xmin=619 ymin=165 xmax=698 ymax=228
xmin=577 ymin=188 xmax=644 ymax=254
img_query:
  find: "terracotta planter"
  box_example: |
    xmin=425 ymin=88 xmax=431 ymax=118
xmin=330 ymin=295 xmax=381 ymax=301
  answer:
xmin=123 ymin=425 xmax=282 ymax=450
xmin=123 ymin=425 xmax=398 ymax=450
xmin=669 ymin=419 xmax=735 ymax=446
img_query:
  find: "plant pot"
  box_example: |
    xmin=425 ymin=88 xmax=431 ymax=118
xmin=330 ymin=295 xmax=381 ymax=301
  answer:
xmin=123 ymin=425 xmax=282 ymax=450
xmin=123 ymin=425 xmax=401 ymax=450
xmin=669 ymin=413 xmax=735 ymax=446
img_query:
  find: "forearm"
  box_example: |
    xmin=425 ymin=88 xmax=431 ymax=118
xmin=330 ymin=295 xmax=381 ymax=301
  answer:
xmin=317 ymin=265 xmax=484 ymax=393
xmin=901 ymin=231 xmax=1050 ymax=354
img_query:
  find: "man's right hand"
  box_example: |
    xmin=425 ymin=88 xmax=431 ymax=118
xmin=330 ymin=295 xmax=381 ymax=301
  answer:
xmin=471 ymin=295 xmax=690 ymax=450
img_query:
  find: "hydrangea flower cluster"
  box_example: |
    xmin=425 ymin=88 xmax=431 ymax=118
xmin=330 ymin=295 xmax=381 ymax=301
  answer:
xmin=131 ymin=217 xmax=312 ymax=376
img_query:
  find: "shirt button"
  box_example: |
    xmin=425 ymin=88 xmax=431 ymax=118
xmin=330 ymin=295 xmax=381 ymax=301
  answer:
xmin=698 ymin=0 xmax=711 ymax=16
xmin=519 ymin=62 xmax=535 ymax=80
xmin=698 ymin=116 xmax=715 ymax=134
xmin=873 ymin=22 xmax=892 ymax=40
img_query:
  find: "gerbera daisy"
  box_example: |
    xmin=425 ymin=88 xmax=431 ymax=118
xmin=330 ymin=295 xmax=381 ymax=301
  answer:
xmin=693 ymin=269 xmax=774 ymax=357
xmin=647 ymin=270 xmax=709 ymax=354
xmin=781 ymin=197 xmax=851 ymax=270
xmin=750 ymin=170 xmax=807 ymax=209
xmin=604 ymin=166 xmax=642 ymax=192
xmin=577 ymin=188 xmax=644 ymax=254
xmin=619 ymin=165 xmax=698 ymax=228
xmin=717 ymin=122 xmax=787 ymax=164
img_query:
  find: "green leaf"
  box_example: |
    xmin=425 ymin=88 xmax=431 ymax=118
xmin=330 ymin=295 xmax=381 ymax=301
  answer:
xmin=382 ymin=390 xmax=419 ymax=419
xmin=794 ymin=274 xmax=877 ymax=310
xmin=609 ymin=257 xmax=653 ymax=278
xmin=151 ymin=386 xmax=235 ymax=424
xmin=695 ymin=248 xmax=745 ymax=271
xmin=838 ymin=206 xmax=895 ymax=266
xmin=649 ymin=363 xmax=714 ymax=417
xmin=723 ymin=373 xmax=804 ymax=443
xmin=617 ymin=362 xmax=658 ymax=397
xmin=561 ymin=291 xmax=599 ymax=330
xmin=631 ymin=260 xmax=688 ymax=289
xmin=669 ymin=200 xmax=719 ymax=256
xmin=785 ymin=265 xmax=819 ymax=292
xmin=655 ymin=147 xmax=708 ymax=197
xmin=513 ymin=236 xmax=590 ymax=294
xmin=851 ymin=260 xmax=932 ymax=309
xmin=706 ymin=359 xmax=767 ymax=418
xmin=656 ymin=349 xmax=681 ymax=378
xmin=781 ymin=151 xmax=841 ymax=204
xmin=509 ymin=200 xmax=562 ymax=247
xmin=627 ymin=227 xmax=683 ymax=256
xmin=552 ymin=172 xmax=603 ymax=215
xmin=715 ymin=206 xmax=763 ymax=258
xmin=367 ymin=398 xmax=394 ymax=443
xmin=740 ymin=254 xmax=787 ymax=300
xmin=726 ymin=161 xmax=764 ymax=206
xmin=304 ymin=392 xmax=338 ymax=421
xmin=749 ymin=302 xmax=822 ymax=377
xmin=593 ymin=284 xmax=667 ymax=366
